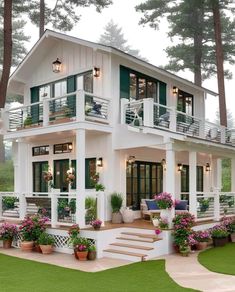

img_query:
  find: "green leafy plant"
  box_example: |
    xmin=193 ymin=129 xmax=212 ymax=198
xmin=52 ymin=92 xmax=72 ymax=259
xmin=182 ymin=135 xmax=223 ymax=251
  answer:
xmin=72 ymin=237 xmax=89 ymax=251
xmin=198 ymin=198 xmax=210 ymax=212
xmin=2 ymin=196 xmax=17 ymax=210
xmin=210 ymin=225 xmax=229 ymax=238
xmin=85 ymin=197 xmax=97 ymax=224
xmin=23 ymin=115 xmax=32 ymax=127
xmin=95 ymin=183 xmax=105 ymax=192
xmin=110 ymin=192 xmax=123 ymax=213
xmin=38 ymin=232 xmax=55 ymax=245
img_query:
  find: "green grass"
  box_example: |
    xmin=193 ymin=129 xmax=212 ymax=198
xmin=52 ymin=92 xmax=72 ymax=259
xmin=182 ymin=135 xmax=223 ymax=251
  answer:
xmin=0 ymin=254 xmax=198 ymax=292
xmin=198 ymin=243 xmax=235 ymax=275
xmin=0 ymin=160 xmax=14 ymax=191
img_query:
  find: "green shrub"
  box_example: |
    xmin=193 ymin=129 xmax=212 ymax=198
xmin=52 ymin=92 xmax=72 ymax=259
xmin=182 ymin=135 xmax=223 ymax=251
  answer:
xmin=110 ymin=192 xmax=123 ymax=213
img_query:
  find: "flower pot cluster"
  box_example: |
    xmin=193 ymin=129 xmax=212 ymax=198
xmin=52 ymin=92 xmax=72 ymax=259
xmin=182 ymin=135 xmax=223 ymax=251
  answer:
xmin=91 ymin=219 xmax=102 ymax=230
xmin=68 ymin=224 xmax=96 ymax=261
xmin=0 ymin=223 xmax=18 ymax=249
xmin=173 ymin=212 xmax=196 ymax=257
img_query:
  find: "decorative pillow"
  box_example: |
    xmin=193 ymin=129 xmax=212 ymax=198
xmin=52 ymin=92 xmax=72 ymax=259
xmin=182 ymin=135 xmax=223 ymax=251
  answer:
xmin=175 ymin=200 xmax=188 ymax=210
xmin=145 ymin=200 xmax=159 ymax=210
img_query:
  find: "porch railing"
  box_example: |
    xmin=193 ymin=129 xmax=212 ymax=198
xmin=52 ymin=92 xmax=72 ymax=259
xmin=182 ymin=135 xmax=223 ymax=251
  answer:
xmin=2 ymin=90 xmax=110 ymax=132
xmin=121 ymin=98 xmax=233 ymax=146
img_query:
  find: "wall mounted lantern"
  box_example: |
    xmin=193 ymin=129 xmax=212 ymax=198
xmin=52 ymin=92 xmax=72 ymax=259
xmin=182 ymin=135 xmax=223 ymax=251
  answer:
xmin=178 ymin=163 xmax=183 ymax=172
xmin=161 ymin=159 xmax=166 ymax=171
xmin=173 ymin=86 xmax=178 ymax=95
xmin=205 ymin=163 xmax=211 ymax=172
xmin=97 ymin=157 xmax=103 ymax=167
xmin=93 ymin=67 xmax=100 ymax=77
xmin=52 ymin=58 xmax=62 ymax=73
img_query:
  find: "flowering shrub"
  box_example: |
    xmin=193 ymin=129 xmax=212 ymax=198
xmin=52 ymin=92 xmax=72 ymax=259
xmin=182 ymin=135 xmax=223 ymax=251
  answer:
xmin=0 ymin=223 xmax=18 ymax=240
xmin=19 ymin=215 xmax=49 ymax=242
xmin=91 ymin=219 xmax=102 ymax=228
xmin=220 ymin=216 xmax=234 ymax=233
xmin=188 ymin=233 xmax=198 ymax=246
xmin=173 ymin=213 xmax=195 ymax=230
xmin=154 ymin=192 xmax=174 ymax=209
xmin=159 ymin=218 xmax=169 ymax=229
xmin=155 ymin=228 xmax=162 ymax=235
xmin=194 ymin=230 xmax=211 ymax=242
xmin=210 ymin=224 xmax=229 ymax=238
xmin=173 ymin=213 xmax=195 ymax=248
xmin=73 ymin=237 xmax=89 ymax=251
xmin=68 ymin=224 xmax=80 ymax=241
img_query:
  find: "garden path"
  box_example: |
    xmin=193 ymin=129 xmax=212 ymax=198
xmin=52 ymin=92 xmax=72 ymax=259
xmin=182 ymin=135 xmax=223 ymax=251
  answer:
xmin=165 ymin=251 xmax=235 ymax=292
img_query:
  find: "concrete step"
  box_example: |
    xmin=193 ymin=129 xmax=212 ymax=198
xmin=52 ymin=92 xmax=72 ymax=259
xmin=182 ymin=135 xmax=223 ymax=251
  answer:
xmin=103 ymin=248 xmax=147 ymax=262
xmin=110 ymin=242 xmax=153 ymax=251
xmin=116 ymin=236 xmax=155 ymax=243
xmin=115 ymin=237 xmax=155 ymax=247
xmin=120 ymin=231 xmax=160 ymax=242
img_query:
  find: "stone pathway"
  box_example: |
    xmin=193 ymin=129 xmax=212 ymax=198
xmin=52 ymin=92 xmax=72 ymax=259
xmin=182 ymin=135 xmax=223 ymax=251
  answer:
xmin=0 ymin=248 xmax=131 ymax=272
xmin=165 ymin=251 xmax=235 ymax=292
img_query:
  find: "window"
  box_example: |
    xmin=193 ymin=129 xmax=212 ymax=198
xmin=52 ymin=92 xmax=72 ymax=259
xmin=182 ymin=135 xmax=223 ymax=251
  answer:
xmin=54 ymin=143 xmax=73 ymax=154
xmin=33 ymin=161 xmax=49 ymax=192
xmin=39 ymin=85 xmax=51 ymax=101
xmin=84 ymin=72 xmax=93 ymax=93
xmin=129 ymin=73 xmax=137 ymax=99
xmin=177 ymin=90 xmax=193 ymax=116
xmin=147 ymin=81 xmax=157 ymax=102
xmin=32 ymin=145 xmax=49 ymax=156
xmin=138 ymin=78 xmax=146 ymax=100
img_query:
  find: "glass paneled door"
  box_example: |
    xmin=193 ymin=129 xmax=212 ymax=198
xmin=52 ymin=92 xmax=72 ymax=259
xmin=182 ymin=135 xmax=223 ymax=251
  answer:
xmin=126 ymin=161 xmax=163 ymax=210
xmin=54 ymin=159 xmax=69 ymax=192
xmin=33 ymin=161 xmax=49 ymax=192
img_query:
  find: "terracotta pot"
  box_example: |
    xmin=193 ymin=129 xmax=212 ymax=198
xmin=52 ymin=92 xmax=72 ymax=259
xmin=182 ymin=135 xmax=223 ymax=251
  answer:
xmin=39 ymin=245 xmax=53 ymax=254
xmin=111 ymin=212 xmax=122 ymax=224
xmin=33 ymin=243 xmax=42 ymax=253
xmin=93 ymin=226 xmax=101 ymax=230
xmin=76 ymin=251 xmax=88 ymax=261
xmin=74 ymin=247 xmax=79 ymax=259
xmin=173 ymin=245 xmax=180 ymax=253
xmin=212 ymin=237 xmax=228 ymax=247
xmin=230 ymin=233 xmax=235 ymax=243
xmin=3 ymin=239 xmax=12 ymax=249
xmin=88 ymin=251 xmax=96 ymax=260
xmin=20 ymin=241 xmax=34 ymax=252
xmin=196 ymin=242 xmax=207 ymax=250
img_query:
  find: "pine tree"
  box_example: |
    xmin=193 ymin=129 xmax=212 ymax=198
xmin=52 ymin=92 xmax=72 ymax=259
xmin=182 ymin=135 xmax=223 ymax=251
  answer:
xmin=98 ymin=20 xmax=147 ymax=60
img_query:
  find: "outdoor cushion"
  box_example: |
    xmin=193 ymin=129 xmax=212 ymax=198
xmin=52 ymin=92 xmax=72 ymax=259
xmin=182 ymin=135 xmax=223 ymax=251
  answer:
xmin=175 ymin=200 xmax=188 ymax=210
xmin=145 ymin=200 xmax=159 ymax=210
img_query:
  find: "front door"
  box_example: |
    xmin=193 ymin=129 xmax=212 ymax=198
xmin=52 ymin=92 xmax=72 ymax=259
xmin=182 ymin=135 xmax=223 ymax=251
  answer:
xmin=54 ymin=159 xmax=69 ymax=192
xmin=33 ymin=161 xmax=49 ymax=192
xmin=126 ymin=161 xmax=163 ymax=210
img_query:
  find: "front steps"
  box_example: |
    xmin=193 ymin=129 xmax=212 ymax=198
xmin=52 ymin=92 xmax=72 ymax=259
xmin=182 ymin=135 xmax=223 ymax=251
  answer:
xmin=103 ymin=231 xmax=162 ymax=262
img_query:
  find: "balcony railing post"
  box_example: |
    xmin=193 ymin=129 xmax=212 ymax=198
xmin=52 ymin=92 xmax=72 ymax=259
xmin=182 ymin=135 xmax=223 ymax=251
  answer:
xmin=43 ymin=98 xmax=49 ymax=126
xmin=199 ymin=119 xmax=205 ymax=138
xmin=76 ymin=91 xmax=85 ymax=122
xmin=19 ymin=193 xmax=27 ymax=220
xmin=214 ymin=190 xmax=220 ymax=221
xmin=97 ymin=191 xmax=105 ymax=226
xmin=121 ymin=98 xmax=129 ymax=124
xmin=169 ymin=107 xmax=176 ymax=132
xmin=220 ymin=126 xmax=226 ymax=144
xmin=1 ymin=109 xmax=9 ymax=132
xmin=51 ymin=194 xmax=58 ymax=228
xmin=143 ymin=98 xmax=154 ymax=127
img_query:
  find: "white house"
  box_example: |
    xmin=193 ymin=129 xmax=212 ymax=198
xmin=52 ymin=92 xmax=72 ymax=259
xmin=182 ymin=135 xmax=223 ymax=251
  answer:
xmin=1 ymin=30 xmax=235 ymax=260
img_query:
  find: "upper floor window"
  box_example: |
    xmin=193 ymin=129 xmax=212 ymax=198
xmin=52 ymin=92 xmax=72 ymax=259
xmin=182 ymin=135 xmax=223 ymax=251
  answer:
xmin=177 ymin=89 xmax=194 ymax=116
xmin=77 ymin=71 xmax=93 ymax=93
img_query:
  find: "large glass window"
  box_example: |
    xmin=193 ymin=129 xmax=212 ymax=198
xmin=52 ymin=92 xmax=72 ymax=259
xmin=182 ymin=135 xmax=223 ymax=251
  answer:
xmin=138 ymin=78 xmax=146 ymax=100
xmin=147 ymin=81 xmax=157 ymax=102
xmin=54 ymin=80 xmax=67 ymax=97
xmin=129 ymin=73 xmax=137 ymax=100
xmin=177 ymin=90 xmax=193 ymax=116
xmin=33 ymin=161 xmax=49 ymax=192
xmin=84 ymin=72 xmax=93 ymax=93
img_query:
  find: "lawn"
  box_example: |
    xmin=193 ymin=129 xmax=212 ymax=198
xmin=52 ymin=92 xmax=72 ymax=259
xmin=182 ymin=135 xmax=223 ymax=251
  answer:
xmin=198 ymin=243 xmax=235 ymax=275
xmin=0 ymin=254 xmax=198 ymax=292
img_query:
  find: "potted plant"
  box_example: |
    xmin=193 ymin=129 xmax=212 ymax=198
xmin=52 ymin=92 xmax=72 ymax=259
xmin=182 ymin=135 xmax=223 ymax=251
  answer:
xmin=194 ymin=230 xmax=211 ymax=250
xmin=73 ymin=237 xmax=89 ymax=261
xmin=95 ymin=183 xmax=105 ymax=192
xmin=155 ymin=227 xmax=162 ymax=238
xmin=68 ymin=224 xmax=80 ymax=259
xmin=91 ymin=219 xmax=102 ymax=230
xmin=38 ymin=232 xmax=55 ymax=254
xmin=0 ymin=223 xmax=18 ymax=249
xmin=179 ymin=242 xmax=190 ymax=257
xmin=110 ymin=192 xmax=123 ymax=224
xmin=158 ymin=218 xmax=169 ymax=230
xmin=210 ymin=224 xmax=229 ymax=247
xmin=152 ymin=215 xmax=159 ymax=227
xmin=154 ymin=192 xmax=174 ymax=225
xmin=198 ymin=198 xmax=210 ymax=212
xmin=23 ymin=115 xmax=33 ymax=128
xmin=87 ymin=242 xmax=97 ymax=260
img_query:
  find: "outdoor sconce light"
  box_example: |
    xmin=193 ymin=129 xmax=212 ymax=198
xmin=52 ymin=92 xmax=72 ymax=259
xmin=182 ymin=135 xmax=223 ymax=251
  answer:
xmin=161 ymin=159 xmax=166 ymax=171
xmin=97 ymin=157 xmax=103 ymax=167
xmin=68 ymin=143 xmax=73 ymax=151
xmin=93 ymin=67 xmax=100 ymax=77
xmin=206 ymin=163 xmax=211 ymax=172
xmin=178 ymin=163 xmax=183 ymax=172
xmin=127 ymin=155 xmax=136 ymax=165
xmin=52 ymin=58 xmax=62 ymax=73
xmin=173 ymin=86 xmax=178 ymax=95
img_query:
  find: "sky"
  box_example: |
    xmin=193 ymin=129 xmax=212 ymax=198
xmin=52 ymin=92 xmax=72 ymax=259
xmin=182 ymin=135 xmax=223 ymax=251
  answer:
xmin=23 ymin=0 xmax=235 ymax=124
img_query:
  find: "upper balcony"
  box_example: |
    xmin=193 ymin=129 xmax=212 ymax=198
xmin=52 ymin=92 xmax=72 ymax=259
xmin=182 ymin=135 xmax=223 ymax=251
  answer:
xmin=121 ymin=98 xmax=235 ymax=147
xmin=2 ymin=91 xmax=111 ymax=135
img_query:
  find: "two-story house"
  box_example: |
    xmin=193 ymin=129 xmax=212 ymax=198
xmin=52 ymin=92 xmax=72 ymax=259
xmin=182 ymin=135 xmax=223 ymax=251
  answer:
xmin=1 ymin=30 xmax=235 ymax=260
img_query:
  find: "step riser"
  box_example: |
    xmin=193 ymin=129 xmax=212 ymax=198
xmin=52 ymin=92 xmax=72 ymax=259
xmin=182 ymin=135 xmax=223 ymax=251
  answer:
xmin=108 ymin=245 xmax=153 ymax=254
xmin=115 ymin=238 xmax=154 ymax=248
xmin=103 ymin=251 xmax=143 ymax=262
xmin=110 ymin=243 xmax=153 ymax=251
xmin=117 ymin=235 xmax=154 ymax=242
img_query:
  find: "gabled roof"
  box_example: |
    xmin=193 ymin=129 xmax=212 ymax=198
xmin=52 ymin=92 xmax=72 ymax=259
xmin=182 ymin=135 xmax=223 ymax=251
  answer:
xmin=9 ymin=29 xmax=217 ymax=96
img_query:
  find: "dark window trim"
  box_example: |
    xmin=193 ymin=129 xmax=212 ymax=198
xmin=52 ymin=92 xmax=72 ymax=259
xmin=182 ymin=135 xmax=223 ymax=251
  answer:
xmin=33 ymin=161 xmax=49 ymax=192
xmin=32 ymin=145 xmax=49 ymax=156
xmin=53 ymin=143 xmax=72 ymax=154
xmin=177 ymin=89 xmax=194 ymax=116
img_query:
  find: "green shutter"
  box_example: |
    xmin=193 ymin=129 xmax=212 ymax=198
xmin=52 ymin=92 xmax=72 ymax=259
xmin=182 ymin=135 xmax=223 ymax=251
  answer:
xmin=159 ymin=82 xmax=167 ymax=116
xmin=30 ymin=87 xmax=39 ymax=124
xmin=120 ymin=66 xmax=130 ymax=99
xmin=67 ymin=75 xmax=76 ymax=117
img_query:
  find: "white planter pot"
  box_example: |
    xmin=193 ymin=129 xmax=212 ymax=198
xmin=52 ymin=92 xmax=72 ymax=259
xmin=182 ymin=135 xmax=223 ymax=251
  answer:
xmin=122 ymin=208 xmax=134 ymax=223
xmin=152 ymin=218 xmax=159 ymax=227
xmin=160 ymin=209 xmax=173 ymax=228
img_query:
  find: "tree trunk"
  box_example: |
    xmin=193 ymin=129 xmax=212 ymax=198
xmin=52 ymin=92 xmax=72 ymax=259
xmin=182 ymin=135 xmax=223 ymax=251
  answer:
xmin=0 ymin=135 xmax=5 ymax=162
xmin=39 ymin=0 xmax=45 ymax=38
xmin=212 ymin=0 xmax=227 ymax=127
xmin=193 ymin=1 xmax=204 ymax=86
xmin=0 ymin=0 xmax=12 ymax=109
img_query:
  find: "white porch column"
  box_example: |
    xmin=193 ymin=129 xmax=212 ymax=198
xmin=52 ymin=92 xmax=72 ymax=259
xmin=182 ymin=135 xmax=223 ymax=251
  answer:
xmin=76 ymin=128 xmax=86 ymax=228
xmin=216 ymin=158 xmax=222 ymax=190
xmin=120 ymin=98 xmax=129 ymax=124
xmin=43 ymin=98 xmax=49 ymax=126
xmin=143 ymin=98 xmax=154 ymax=127
xmin=213 ymin=158 xmax=222 ymax=221
xmin=189 ymin=151 xmax=197 ymax=218
xmin=231 ymin=158 xmax=235 ymax=192
xmin=18 ymin=141 xmax=28 ymax=219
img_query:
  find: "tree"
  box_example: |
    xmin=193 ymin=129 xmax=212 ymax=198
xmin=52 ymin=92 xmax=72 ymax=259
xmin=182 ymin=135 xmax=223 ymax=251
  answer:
xmin=26 ymin=0 xmax=113 ymax=38
xmin=214 ymin=109 xmax=234 ymax=128
xmin=98 ymin=20 xmax=147 ymax=60
xmin=0 ymin=0 xmax=12 ymax=109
